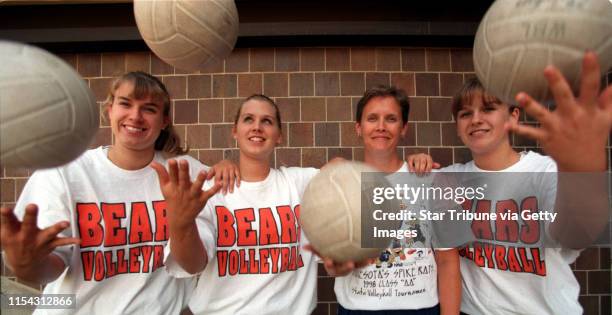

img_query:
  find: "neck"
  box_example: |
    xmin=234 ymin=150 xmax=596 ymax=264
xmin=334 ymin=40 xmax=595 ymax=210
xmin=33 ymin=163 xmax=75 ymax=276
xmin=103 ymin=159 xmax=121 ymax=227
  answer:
xmin=107 ymin=145 xmax=156 ymax=170
xmin=472 ymin=144 xmax=520 ymax=171
xmin=364 ymin=149 xmax=404 ymax=173
xmin=238 ymin=153 xmax=271 ymax=182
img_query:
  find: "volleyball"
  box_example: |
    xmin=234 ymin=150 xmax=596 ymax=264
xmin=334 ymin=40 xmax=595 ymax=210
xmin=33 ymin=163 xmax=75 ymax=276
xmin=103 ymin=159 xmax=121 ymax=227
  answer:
xmin=133 ymin=0 xmax=239 ymax=71
xmin=0 ymin=41 xmax=99 ymax=169
xmin=300 ymin=162 xmax=390 ymax=262
xmin=473 ymin=0 xmax=612 ymax=103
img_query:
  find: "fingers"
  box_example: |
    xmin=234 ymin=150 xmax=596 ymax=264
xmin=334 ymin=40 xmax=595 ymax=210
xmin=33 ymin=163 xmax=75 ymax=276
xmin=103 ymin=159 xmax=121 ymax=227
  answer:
xmin=200 ymin=182 xmax=222 ymax=204
xmin=167 ymin=159 xmax=179 ymax=185
xmin=407 ymin=157 xmax=416 ymax=173
xmin=234 ymin=167 xmax=241 ymax=188
xmin=178 ymin=159 xmax=191 ymax=190
xmin=49 ymin=237 xmax=81 ymax=248
xmin=433 ymin=162 xmax=441 ymax=169
xmin=578 ymin=52 xmax=601 ymax=107
xmin=21 ymin=204 xmax=39 ymax=236
xmin=39 ymin=221 xmax=72 ymax=244
xmin=191 ymin=170 xmax=208 ymax=196
xmin=0 ymin=207 xmax=20 ymax=235
xmin=506 ymin=121 xmax=547 ymax=142
xmin=221 ymin=168 xmax=229 ymax=195
xmin=599 ymin=85 xmax=612 ymax=120
xmin=515 ymin=92 xmax=551 ymax=124
xmin=303 ymin=244 xmax=322 ymax=258
xmin=227 ymin=167 xmax=235 ymax=194
xmin=543 ymin=65 xmax=575 ymax=113
xmin=150 ymin=161 xmax=170 ymax=185
xmin=326 ymin=260 xmax=355 ymax=277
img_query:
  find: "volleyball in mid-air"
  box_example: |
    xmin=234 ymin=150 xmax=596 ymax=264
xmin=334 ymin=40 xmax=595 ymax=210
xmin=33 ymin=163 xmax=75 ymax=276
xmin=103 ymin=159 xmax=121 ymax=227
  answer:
xmin=133 ymin=0 xmax=239 ymax=71
xmin=0 ymin=41 xmax=99 ymax=169
xmin=300 ymin=162 xmax=390 ymax=262
xmin=473 ymin=0 xmax=612 ymax=103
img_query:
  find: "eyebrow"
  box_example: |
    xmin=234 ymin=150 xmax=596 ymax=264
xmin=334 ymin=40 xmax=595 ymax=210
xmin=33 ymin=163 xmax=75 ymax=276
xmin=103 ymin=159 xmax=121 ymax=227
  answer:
xmin=117 ymin=96 xmax=160 ymax=107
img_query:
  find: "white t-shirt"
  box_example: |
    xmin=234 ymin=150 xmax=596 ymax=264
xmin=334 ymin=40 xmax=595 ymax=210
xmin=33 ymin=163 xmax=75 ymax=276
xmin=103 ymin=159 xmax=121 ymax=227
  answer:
xmin=165 ymin=167 xmax=319 ymax=315
xmin=443 ymin=151 xmax=582 ymax=315
xmin=13 ymin=146 xmax=204 ymax=315
xmin=334 ymin=162 xmax=459 ymax=311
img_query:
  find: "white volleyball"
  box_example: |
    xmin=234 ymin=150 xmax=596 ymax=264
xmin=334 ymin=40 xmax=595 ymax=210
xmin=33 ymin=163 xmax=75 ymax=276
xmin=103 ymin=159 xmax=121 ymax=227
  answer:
xmin=473 ymin=0 xmax=612 ymax=103
xmin=133 ymin=0 xmax=239 ymax=71
xmin=0 ymin=41 xmax=99 ymax=169
xmin=300 ymin=162 xmax=388 ymax=262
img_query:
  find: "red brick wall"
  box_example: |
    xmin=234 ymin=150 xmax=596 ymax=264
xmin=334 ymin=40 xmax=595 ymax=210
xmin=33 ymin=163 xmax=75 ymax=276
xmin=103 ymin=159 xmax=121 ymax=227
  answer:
xmin=1 ymin=47 xmax=610 ymax=315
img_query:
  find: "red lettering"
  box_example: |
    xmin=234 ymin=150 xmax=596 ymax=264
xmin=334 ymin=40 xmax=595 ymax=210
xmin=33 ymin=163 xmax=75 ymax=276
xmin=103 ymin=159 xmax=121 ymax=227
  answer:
xmin=270 ymin=248 xmax=281 ymax=273
xmin=520 ymin=197 xmax=540 ymax=244
xmin=104 ymin=251 xmax=117 ymax=278
xmin=116 ymin=249 xmax=128 ymax=274
xmin=507 ymin=247 xmax=522 ymax=272
xmin=260 ymin=249 xmax=270 ymax=274
xmin=81 ymin=251 xmax=94 ymax=281
xmin=129 ymin=247 xmax=141 ymax=273
xmin=216 ymin=206 xmax=236 ymax=247
xmin=471 ymin=200 xmax=493 ymax=240
xmin=129 ymin=202 xmax=153 ymax=244
xmin=141 ymin=246 xmax=153 ymax=273
xmin=217 ymin=251 xmax=228 ymax=276
xmin=152 ymin=245 xmax=164 ymax=272
xmin=94 ymin=251 xmax=105 ymax=281
xmin=483 ymin=243 xmax=495 ymax=268
xmin=101 ymin=203 xmax=127 ymax=247
xmin=259 ymin=208 xmax=279 ymax=245
xmin=277 ymin=206 xmax=297 ymax=243
xmin=518 ymin=247 xmax=535 ymax=273
xmin=280 ymin=247 xmax=290 ymax=272
xmin=294 ymin=205 xmax=302 ymax=242
xmin=77 ymin=203 xmax=104 ymax=248
xmin=235 ymin=208 xmax=257 ymax=246
xmin=153 ymin=201 xmax=169 ymax=241
xmin=249 ymin=248 xmax=259 ymax=274
xmin=239 ymin=249 xmax=248 ymax=274
xmin=494 ymin=245 xmax=508 ymax=271
xmin=228 ymin=250 xmax=239 ymax=275
xmin=495 ymin=200 xmax=519 ymax=242
xmin=473 ymin=242 xmax=485 ymax=267
xmin=532 ymin=248 xmax=546 ymax=276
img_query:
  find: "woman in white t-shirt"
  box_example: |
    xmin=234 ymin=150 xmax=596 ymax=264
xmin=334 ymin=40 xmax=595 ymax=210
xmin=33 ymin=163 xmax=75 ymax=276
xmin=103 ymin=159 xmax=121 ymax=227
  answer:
xmin=0 ymin=71 xmax=236 ymax=314
xmin=153 ymin=94 xmax=320 ymax=315
xmin=325 ymin=86 xmax=461 ymax=315
xmin=443 ymin=53 xmax=611 ymax=315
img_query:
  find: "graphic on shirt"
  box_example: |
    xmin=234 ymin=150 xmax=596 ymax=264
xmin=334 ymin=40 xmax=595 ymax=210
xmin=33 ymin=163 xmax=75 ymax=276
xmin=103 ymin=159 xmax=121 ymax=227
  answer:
xmin=458 ymin=197 xmax=547 ymax=276
xmin=76 ymin=200 xmax=169 ymax=281
xmin=215 ymin=204 xmax=305 ymax=276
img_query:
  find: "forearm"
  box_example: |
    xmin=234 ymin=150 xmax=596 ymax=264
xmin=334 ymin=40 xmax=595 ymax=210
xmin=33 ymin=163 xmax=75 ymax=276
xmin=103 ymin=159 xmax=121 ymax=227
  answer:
xmin=169 ymin=221 xmax=208 ymax=274
xmin=5 ymin=253 xmax=66 ymax=285
xmin=436 ymin=249 xmax=461 ymax=315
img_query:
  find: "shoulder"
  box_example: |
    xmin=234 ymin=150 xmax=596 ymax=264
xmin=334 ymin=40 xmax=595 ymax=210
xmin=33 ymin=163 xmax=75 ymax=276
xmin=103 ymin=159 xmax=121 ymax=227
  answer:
xmin=518 ymin=151 xmax=557 ymax=172
xmin=278 ymin=166 xmax=319 ymax=182
xmin=439 ymin=161 xmax=475 ymax=172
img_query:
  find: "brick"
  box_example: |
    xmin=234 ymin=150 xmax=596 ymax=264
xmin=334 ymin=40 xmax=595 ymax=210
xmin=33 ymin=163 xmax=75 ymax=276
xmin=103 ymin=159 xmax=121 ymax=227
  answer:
xmin=263 ymin=73 xmax=288 ymax=97
xmin=289 ymin=73 xmax=314 ymax=96
xmin=300 ymin=48 xmax=325 ymax=71
xmin=250 ymin=48 xmax=275 ymax=72
xmin=4 ymin=167 xmax=29 ymax=178
xmin=198 ymin=57 xmax=224 ymax=74
xmin=151 ymin=55 xmax=174 ymax=75
xmin=101 ymin=53 xmax=125 ymax=77
xmin=58 ymin=54 xmax=77 ymax=70
xmin=276 ymin=98 xmax=300 ymax=122
xmin=328 ymin=148 xmax=353 ymax=161
xmin=440 ymin=73 xmax=464 ymax=97
xmin=442 ymin=123 xmax=463 ymax=146
xmin=601 ymin=248 xmax=610 ymax=269
xmin=512 ymin=130 xmax=537 ymax=147
xmin=602 ymin=295 xmax=611 ymax=315
xmin=315 ymin=73 xmax=340 ymax=96
xmin=186 ymin=125 xmax=210 ymax=149
xmin=417 ymin=122 xmax=441 ymax=146
xmin=588 ymin=270 xmax=610 ymax=294
xmin=288 ymin=123 xmax=313 ymax=147
xmin=430 ymin=148 xmax=453 ymax=167
xmin=340 ymin=73 xmax=365 ymax=96
xmin=327 ymin=97 xmax=353 ymax=121
xmin=427 ymin=49 xmax=451 ymax=71
xmin=326 ymin=48 xmax=350 ymax=71
xmin=302 ymin=148 xmax=326 ymax=168
xmin=212 ymin=74 xmax=237 ymax=98
xmin=90 ymin=127 xmax=112 ymax=148
xmin=351 ymin=48 xmax=375 ymax=71
xmin=225 ymin=48 xmax=249 ymax=72
xmin=163 ymin=76 xmax=187 ymax=99
xmin=376 ymin=48 xmax=401 ymax=71
xmin=174 ymin=100 xmax=198 ymax=124
xmin=223 ymin=149 xmax=240 ymax=164
xmin=366 ymin=72 xmax=390 ymax=89
xmin=429 ymin=97 xmax=453 ymax=121
xmin=408 ymin=97 xmax=427 ymax=121
xmin=1 ymin=179 xmax=15 ymax=202
xmin=574 ymin=271 xmax=587 ymax=295
xmin=353 ymin=147 xmax=364 ymax=161
xmin=451 ymin=49 xmax=474 ymax=72
xmin=224 ymin=99 xmax=242 ymax=123
xmin=415 ymin=73 xmax=440 ymax=96
xmin=398 ymin=122 xmax=416 ymax=146
xmin=125 ymin=52 xmax=150 ymax=72
xmin=198 ymin=150 xmax=223 ymax=167
xmin=317 ymin=274 xmax=337 ymax=302
xmin=173 ymin=125 xmax=186 ymax=147
xmin=312 ymin=303 xmax=329 ymax=315
xmin=187 ymin=75 xmax=212 ymax=99
xmin=453 ymin=147 xmax=472 ymax=164
xmin=275 ymin=48 xmax=299 ymax=71
xmin=199 ymin=99 xmax=223 ymax=123
xmin=391 ymin=73 xmax=415 ymax=96
xmin=578 ymin=296 xmax=598 ymax=315
xmin=276 ymin=148 xmax=301 ymax=167
xmin=89 ymin=78 xmax=113 ymax=102
xmin=77 ymin=53 xmax=101 ymax=77
xmin=238 ymin=73 xmax=263 ymax=97
xmin=340 ymin=122 xmax=360 ymax=146
xmin=315 ymin=123 xmax=339 ymax=146
xmin=211 ymin=124 xmax=235 ymax=148
xmin=301 ymin=98 xmax=326 ymax=122
xmin=402 ymin=49 xmax=426 ymax=71
xmin=279 ymin=123 xmax=289 ymax=147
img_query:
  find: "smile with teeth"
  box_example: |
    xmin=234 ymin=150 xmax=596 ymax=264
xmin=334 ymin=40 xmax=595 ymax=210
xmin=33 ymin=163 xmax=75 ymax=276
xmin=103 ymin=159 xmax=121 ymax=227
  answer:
xmin=123 ymin=124 xmax=146 ymax=133
xmin=248 ymin=136 xmax=265 ymax=142
xmin=469 ymin=129 xmax=489 ymax=136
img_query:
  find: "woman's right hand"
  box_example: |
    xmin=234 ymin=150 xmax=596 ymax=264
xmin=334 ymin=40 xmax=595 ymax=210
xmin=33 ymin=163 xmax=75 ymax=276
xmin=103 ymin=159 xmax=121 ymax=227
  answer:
xmin=151 ymin=159 xmax=221 ymax=230
xmin=0 ymin=204 xmax=78 ymax=282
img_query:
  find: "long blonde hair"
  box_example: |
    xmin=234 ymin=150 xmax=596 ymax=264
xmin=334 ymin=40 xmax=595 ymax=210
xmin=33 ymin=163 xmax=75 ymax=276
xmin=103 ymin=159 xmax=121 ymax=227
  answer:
xmin=103 ymin=71 xmax=187 ymax=157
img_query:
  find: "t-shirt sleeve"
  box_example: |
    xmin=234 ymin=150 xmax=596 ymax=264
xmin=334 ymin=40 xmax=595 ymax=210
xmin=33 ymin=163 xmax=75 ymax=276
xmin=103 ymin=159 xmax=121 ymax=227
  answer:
xmin=14 ymin=168 xmax=73 ymax=266
xmin=284 ymin=167 xmax=319 ymax=198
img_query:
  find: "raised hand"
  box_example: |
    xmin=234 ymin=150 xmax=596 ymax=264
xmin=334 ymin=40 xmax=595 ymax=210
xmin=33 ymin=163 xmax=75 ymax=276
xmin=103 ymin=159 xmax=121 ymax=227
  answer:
xmin=207 ymin=159 xmax=241 ymax=195
xmin=406 ymin=153 xmax=441 ymax=175
xmin=0 ymin=204 xmax=79 ymax=281
xmin=151 ymin=159 xmax=221 ymax=230
xmin=508 ymin=52 xmax=612 ymax=172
